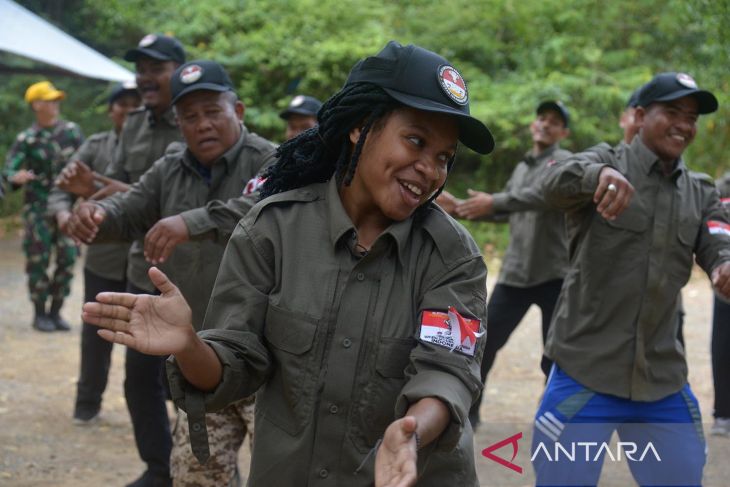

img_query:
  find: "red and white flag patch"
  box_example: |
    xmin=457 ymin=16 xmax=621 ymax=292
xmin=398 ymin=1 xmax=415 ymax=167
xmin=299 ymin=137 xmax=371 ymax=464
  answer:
xmin=242 ymin=176 xmax=267 ymax=196
xmin=420 ymin=306 xmax=484 ymax=357
xmin=720 ymin=197 xmax=730 ymax=207
xmin=708 ymin=220 xmax=730 ymax=237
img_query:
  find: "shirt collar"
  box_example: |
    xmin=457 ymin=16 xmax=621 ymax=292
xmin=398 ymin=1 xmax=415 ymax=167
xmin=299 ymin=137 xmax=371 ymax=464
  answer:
xmin=325 ymin=177 xmax=413 ymax=264
xmin=630 ymin=135 xmax=686 ymax=185
xmin=147 ymin=106 xmax=177 ymax=128
xmin=524 ymin=143 xmax=560 ymax=164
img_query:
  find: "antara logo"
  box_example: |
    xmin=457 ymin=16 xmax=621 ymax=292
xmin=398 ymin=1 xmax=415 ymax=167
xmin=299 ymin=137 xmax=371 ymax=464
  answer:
xmin=481 ymin=432 xmax=523 ymax=474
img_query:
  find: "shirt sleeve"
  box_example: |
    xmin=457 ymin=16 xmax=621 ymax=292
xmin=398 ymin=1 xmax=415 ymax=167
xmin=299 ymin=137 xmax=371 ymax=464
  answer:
xmin=694 ymin=182 xmax=730 ymax=276
xmin=166 ymin=220 xmax=276 ymax=413
xmin=105 ymin=129 xmax=129 ymax=182
xmin=542 ymin=151 xmax=609 ymax=212
xmin=180 ymin=194 xmax=258 ymax=242
xmin=95 ymin=157 xmax=164 ymax=242
xmin=394 ymin=255 xmax=487 ymax=451
xmin=3 ymin=133 xmax=28 ymax=180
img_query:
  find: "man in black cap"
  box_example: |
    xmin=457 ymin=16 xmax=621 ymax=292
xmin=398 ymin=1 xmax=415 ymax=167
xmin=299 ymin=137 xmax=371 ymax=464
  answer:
xmin=61 ymin=33 xmax=186 ymax=487
xmin=49 ymin=81 xmax=141 ymax=425
xmin=279 ymin=94 xmax=322 ymax=140
xmin=532 ymin=72 xmax=729 ymax=485
xmin=68 ymin=60 xmax=275 ymax=487
xmin=438 ymin=100 xmax=572 ymax=427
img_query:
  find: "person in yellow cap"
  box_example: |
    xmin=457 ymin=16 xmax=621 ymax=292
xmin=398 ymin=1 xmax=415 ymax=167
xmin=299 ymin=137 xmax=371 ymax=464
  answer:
xmin=2 ymin=80 xmax=83 ymax=332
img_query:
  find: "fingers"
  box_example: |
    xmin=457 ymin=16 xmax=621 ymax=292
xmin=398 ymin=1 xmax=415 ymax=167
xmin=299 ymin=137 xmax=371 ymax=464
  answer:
xmin=91 ymin=290 xmax=138 ymax=308
xmin=148 ymin=266 xmax=178 ymax=295
xmin=594 ymin=168 xmax=635 ymax=220
xmin=712 ymin=264 xmax=730 ymax=299
xmin=69 ymin=204 xmax=103 ymax=243
xmin=97 ymin=329 xmax=137 ymax=348
xmin=144 ymin=225 xmax=167 ymax=264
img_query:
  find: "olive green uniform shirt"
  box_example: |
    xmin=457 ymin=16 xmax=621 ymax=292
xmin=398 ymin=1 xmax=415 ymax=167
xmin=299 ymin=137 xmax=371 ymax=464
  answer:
xmin=105 ymin=107 xmax=183 ymax=292
xmin=718 ymin=171 xmax=730 ymax=200
xmin=48 ymin=130 xmax=129 ymax=281
xmin=96 ymin=127 xmax=275 ymax=326
xmin=168 ymin=178 xmax=488 ymax=486
xmin=542 ymin=136 xmax=730 ymax=401
xmin=489 ymin=144 xmax=571 ymax=287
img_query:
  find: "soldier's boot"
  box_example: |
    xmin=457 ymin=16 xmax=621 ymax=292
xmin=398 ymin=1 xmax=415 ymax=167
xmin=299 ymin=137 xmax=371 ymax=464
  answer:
xmin=49 ymin=298 xmax=71 ymax=331
xmin=32 ymin=300 xmax=55 ymax=332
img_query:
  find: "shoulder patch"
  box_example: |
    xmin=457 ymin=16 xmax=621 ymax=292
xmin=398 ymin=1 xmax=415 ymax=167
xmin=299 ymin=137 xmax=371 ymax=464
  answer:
xmin=419 ymin=307 xmax=484 ymax=357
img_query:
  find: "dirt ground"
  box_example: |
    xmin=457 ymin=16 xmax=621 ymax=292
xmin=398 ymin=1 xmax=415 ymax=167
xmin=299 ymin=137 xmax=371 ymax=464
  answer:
xmin=0 ymin=233 xmax=727 ymax=486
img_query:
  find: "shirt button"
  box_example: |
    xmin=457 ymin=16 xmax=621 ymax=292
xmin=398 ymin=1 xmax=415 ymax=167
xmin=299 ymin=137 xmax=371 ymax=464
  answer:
xmin=318 ymin=468 xmax=329 ymax=478
xmin=342 ymin=338 xmax=352 ymax=348
xmin=191 ymin=423 xmax=202 ymax=432
xmin=356 ymin=272 xmax=365 ymax=281
xmin=329 ymin=404 xmax=339 ymax=414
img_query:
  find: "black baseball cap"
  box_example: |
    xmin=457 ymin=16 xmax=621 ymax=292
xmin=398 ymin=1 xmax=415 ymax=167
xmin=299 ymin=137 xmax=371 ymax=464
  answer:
xmin=626 ymin=88 xmax=640 ymax=108
xmin=280 ymin=95 xmax=322 ymax=119
xmin=108 ymin=80 xmax=139 ymax=105
xmin=345 ymin=41 xmax=494 ymax=154
xmin=124 ymin=33 xmax=186 ymax=64
xmin=536 ymin=100 xmax=570 ymax=127
xmin=637 ymin=72 xmax=718 ymax=114
xmin=170 ymin=60 xmax=235 ymax=105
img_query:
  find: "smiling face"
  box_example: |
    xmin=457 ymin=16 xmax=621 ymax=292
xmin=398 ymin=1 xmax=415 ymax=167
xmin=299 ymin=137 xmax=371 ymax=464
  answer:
xmin=135 ymin=57 xmax=178 ymax=113
xmin=530 ymin=109 xmax=569 ymax=152
xmin=636 ymin=96 xmax=698 ymax=163
xmin=339 ymin=107 xmax=458 ymax=227
xmin=175 ymin=90 xmax=244 ymax=166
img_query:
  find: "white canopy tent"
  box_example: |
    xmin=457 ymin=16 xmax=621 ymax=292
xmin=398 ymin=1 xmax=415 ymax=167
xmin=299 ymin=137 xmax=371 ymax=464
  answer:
xmin=0 ymin=0 xmax=133 ymax=82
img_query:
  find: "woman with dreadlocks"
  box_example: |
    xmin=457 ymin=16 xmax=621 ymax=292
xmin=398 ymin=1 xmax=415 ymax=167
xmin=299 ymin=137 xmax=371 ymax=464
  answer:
xmin=83 ymin=41 xmax=494 ymax=487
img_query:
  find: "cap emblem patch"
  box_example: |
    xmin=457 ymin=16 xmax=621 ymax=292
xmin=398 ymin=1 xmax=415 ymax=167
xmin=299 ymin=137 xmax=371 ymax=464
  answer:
xmin=438 ymin=65 xmax=468 ymax=105
xmin=139 ymin=34 xmax=157 ymax=47
xmin=676 ymin=73 xmax=698 ymax=89
xmin=290 ymin=95 xmax=305 ymax=107
xmin=180 ymin=65 xmax=203 ymax=84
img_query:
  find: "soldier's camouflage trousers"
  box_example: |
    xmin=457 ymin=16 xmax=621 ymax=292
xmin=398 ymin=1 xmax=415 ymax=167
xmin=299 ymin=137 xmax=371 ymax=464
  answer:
xmin=22 ymin=207 xmax=78 ymax=304
xmin=171 ymin=395 xmax=255 ymax=487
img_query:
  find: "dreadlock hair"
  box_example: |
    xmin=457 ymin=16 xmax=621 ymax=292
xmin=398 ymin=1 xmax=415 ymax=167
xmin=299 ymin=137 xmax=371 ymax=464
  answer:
xmin=259 ymin=83 xmax=399 ymax=200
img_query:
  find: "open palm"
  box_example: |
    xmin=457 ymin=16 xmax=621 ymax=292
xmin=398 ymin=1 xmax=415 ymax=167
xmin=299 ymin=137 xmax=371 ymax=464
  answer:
xmin=82 ymin=267 xmax=195 ymax=355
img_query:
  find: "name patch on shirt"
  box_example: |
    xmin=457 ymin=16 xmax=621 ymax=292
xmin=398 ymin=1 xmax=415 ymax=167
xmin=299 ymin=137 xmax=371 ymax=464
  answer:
xmin=708 ymin=220 xmax=730 ymax=237
xmin=419 ymin=307 xmax=484 ymax=357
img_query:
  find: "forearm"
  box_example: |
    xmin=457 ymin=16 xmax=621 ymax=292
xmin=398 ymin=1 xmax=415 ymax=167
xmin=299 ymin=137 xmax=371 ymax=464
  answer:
xmin=404 ymin=397 xmax=450 ymax=448
xmin=175 ymin=334 xmax=224 ymax=392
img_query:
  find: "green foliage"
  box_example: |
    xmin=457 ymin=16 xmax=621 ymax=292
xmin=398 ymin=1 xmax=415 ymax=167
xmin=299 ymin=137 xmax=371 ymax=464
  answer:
xmin=2 ymin=0 xmax=729 ymax=248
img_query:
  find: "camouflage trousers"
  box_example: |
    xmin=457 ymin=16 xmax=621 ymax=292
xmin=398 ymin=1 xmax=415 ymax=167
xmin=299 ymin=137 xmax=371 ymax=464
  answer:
xmin=22 ymin=207 xmax=78 ymax=304
xmin=171 ymin=395 xmax=255 ymax=487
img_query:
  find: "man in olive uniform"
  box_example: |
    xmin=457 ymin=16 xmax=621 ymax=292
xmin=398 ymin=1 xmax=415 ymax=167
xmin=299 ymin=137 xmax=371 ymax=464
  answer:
xmin=533 ymin=73 xmax=730 ymax=485
xmin=279 ymin=94 xmax=322 ymax=140
xmin=712 ymin=171 xmax=730 ymax=436
xmin=68 ymin=60 xmax=275 ymax=487
xmin=49 ymin=82 xmax=141 ymax=424
xmin=3 ymin=81 xmax=83 ymax=332
xmin=438 ymin=101 xmax=572 ymax=427
xmin=59 ymin=33 xmax=186 ymax=487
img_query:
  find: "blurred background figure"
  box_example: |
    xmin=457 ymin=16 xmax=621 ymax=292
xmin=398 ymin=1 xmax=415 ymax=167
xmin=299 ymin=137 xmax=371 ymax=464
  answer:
xmin=279 ymin=94 xmax=321 ymax=140
xmin=2 ymin=80 xmax=83 ymax=332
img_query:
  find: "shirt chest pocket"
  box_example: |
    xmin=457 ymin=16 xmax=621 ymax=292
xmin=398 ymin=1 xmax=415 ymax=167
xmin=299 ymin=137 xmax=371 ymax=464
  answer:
xmin=259 ymin=304 xmax=320 ymax=435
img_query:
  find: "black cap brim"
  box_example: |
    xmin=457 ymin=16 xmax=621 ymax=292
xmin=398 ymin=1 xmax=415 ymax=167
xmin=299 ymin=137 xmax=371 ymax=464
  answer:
xmin=171 ymin=84 xmax=232 ymax=105
xmin=124 ymin=47 xmax=174 ymax=63
xmin=652 ymin=89 xmax=719 ymax=114
xmin=279 ymin=108 xmax=319 ymax=119
xmin=382 ymin=87 xmax=494 ymax=154
xmin=109 ymin=88 xmax=140 ymax=105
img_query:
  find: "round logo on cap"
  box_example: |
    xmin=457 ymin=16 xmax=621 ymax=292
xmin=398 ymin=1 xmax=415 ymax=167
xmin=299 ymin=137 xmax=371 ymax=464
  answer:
xmin=290 ymin=95 xmax=305 ymax=107
xmin=139 ymin=34 xmax=157 ymax=47
xmin=437 ymin=65 xmax=468 ymax=106
xmin=180 ymin=65 xmax=203 ymax=84
xmin=676 ymin=73 xmax=698 ymax=89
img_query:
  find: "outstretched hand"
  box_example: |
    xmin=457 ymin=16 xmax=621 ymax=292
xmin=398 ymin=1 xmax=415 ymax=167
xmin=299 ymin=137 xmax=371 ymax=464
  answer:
xmin=375 ymin=416 xmax=418 ymax=487
xmin=144 ymin=215 xmax=190 ymax=265
xmin=712 ymin=262 xmax=730 ymax=301
xmin=455 ymin=189 xmax=494 ymax=220
xmin=82 ymin=267 xmax=195 ymax=355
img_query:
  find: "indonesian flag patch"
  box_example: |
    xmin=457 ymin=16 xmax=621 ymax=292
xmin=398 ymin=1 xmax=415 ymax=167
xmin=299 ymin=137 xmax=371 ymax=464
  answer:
xmin=419 ymin=307 xmax=484 ymax=357
xmin=721 ymin=198 xmax=730 ymax=207
xmin=708 ymin=220 xmax=730 ymax=237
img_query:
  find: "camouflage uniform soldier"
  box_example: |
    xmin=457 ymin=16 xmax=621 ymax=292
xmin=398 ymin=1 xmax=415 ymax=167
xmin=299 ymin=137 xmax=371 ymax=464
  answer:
xmin=3 ymin=81 xmax=83 ymax=332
